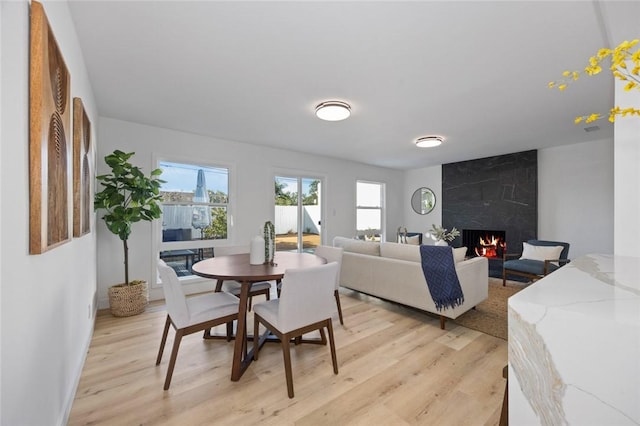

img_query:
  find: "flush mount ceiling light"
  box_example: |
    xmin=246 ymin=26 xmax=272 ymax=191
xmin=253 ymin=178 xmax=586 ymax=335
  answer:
xmin=315 ymin=101 xmax=351 ymax=121
xmin=415 ymin=135 xmax=444 ymax=148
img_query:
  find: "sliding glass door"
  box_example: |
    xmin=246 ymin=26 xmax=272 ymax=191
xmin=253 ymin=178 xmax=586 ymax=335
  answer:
xmin=274 ymin=175 xmax=322 ymax=252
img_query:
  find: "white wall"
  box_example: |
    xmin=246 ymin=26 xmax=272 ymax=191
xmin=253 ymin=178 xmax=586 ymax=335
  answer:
xmin=403 ymin=165 xmax=442 ymax=242
xmin=404 ymin=140 xmax=615 ymax=257
xmin=613 ymin=68 xmax=640 ymax=257
xmin=539 ymin=138 xmax=614 ymax=257
xmin=0 ymin=1 xmax=98 ymax=425
xmin=96 ymin=118 xmax=404 ymax=306
xmin=602 ymin=0 xmax=640 ymax=258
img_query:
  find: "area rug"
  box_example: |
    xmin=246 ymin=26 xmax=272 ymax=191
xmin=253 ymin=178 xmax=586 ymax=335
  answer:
xmin=453 ymin=278 xmax=526 ymax=340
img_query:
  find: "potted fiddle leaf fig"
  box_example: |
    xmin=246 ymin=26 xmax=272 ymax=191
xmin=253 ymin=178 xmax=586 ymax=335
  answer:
xmin=95 ymin=150 xmax=164 ymax=317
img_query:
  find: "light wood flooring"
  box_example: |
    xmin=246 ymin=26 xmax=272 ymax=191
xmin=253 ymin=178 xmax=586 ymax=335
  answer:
xmin=68 ymin=289 xmax=507 ymax=425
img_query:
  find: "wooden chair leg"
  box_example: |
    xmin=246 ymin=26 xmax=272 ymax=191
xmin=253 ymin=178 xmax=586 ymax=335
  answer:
xmin=334 ymin=289 xmax=344 ymax=325
xmin=156 ymin=315 xmax=171 ymax=365
xmin=326 ymin=321 xmax=338 ymax=374
xmin=253 ymin=315 xmax=260 ymax=361
xmin=281 ymin=335 xmax=294 ymax=398
xmin=499 ymin=365 xmax=509 ymax=426
xmin=164 ymin=330 xmax=184 ymax=390
xmin=319 ymin=327 xmax=327 ymax=345
xmin=226 ymin=321 xmax=234 ymax=341
xmin=503 ymin=269 xmax=507 ymax=286
xmin=439 ymin=315 xmax=446 ymax=330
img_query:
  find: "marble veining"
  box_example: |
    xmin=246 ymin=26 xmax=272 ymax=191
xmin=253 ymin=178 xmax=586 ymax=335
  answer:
xmin=509 ymin=308 xmax=567 ymax=426
xmin=570 ymin=254 xmax=640 ymax=295
xmin=508 ymin=254 xmax=640 ymax=425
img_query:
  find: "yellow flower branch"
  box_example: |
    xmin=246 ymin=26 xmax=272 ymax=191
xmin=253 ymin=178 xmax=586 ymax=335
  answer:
xmin=549 ymin=39 xmax=640 ymax=123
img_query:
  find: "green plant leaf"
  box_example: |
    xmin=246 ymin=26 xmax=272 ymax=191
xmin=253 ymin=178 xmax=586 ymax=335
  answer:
xmin=94 ymin=150 xmax=164 ymax=282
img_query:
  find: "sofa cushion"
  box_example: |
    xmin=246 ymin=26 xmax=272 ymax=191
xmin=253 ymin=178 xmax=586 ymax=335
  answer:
xmin=380 ymin=242 xmax=421 ymax=262
xmin=504 ymin=258 xmax=559 ymax=275
xmin=333 ymin=236 xmax=381 ymax=256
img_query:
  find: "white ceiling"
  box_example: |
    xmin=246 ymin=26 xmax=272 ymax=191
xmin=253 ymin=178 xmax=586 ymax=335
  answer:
xmin=67 ymin=1 xmax=638 ymax=170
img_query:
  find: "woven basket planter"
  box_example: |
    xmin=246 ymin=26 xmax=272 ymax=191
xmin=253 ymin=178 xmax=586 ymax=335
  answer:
xmin=108 ymin=280 xmax=148 ymax=317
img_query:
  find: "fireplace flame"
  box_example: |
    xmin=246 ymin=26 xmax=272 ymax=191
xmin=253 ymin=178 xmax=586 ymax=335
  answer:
xmin=474 ymin=234 xmax=506 ymax=258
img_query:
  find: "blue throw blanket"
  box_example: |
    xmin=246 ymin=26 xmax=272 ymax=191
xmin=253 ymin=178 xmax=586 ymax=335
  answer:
xmin=420 ymin=245 xmax=464 ymax=311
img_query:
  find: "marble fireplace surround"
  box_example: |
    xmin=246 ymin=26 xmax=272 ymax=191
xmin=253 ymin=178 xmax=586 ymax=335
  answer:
xmin=442 ymin=150 xmax=537 ymax=266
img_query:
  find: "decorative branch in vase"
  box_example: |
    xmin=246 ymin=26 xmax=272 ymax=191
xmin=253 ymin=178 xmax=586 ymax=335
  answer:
xmin=430 ymin=224 xmax=460 ymax=246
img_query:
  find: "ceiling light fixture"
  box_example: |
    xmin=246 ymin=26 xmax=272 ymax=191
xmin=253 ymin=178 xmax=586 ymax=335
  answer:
xmin=415 ymin=135 xmax=444 ymax=148
xmin=315 ymin=101 xmax=351 ymax=121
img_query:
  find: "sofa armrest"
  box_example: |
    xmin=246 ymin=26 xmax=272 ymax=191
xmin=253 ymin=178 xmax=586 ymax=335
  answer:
xmin=455 ymin=256 xmax=489 ymax=309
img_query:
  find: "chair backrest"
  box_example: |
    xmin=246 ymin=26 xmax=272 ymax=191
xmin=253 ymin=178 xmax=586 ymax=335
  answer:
xmin=214 ymin=245 xmax=250 ymax=256
xmin=278 ymin=262 xmax=339 ymax=333
xmin=314 ymin=245 xmax=343 ymax=289
xmin=527 ymin=240 xmax=570 ymax=260
xmin=157 ymin=260 xmax=190 ymax=328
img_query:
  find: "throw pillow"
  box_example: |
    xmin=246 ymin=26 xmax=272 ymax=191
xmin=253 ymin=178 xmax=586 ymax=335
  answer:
xmin=333 ymin=236 xmax=381 ymax=256
xmin=453 ymin=247 xmax=467 ymax=263
xmin=406 ymin=235 xmax=421 ymax=245
xmin=520 ymin=242 xmax=563 ymax=265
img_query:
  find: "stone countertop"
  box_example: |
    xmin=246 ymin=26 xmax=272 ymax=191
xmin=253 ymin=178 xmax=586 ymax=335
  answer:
xmin=507 ymin=254 xmax=640 ymax=425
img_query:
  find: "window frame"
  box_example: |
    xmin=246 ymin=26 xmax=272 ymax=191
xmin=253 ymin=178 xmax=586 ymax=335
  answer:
xmin=273 ymin=174 xmax=324 ymax=252
xmin=356 ymin=180 xmax=386 ymax=241
xmin=151 ymin=154 xmax=236 ymax=287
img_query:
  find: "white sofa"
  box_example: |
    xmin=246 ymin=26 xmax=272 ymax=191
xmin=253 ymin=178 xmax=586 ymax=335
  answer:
xmin=333 ymin=236 xmax=488 ymax=328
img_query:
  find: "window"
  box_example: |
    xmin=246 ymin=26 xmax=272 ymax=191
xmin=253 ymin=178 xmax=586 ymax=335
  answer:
xmin=356 ymin=180 xmax=385 ymax=241
xmin=157 ymin=160 xmax=231 ymax=277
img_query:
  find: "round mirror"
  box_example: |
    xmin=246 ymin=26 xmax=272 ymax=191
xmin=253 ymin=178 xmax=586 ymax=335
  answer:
xmin=411 ymin=187 xmax=436 ymax=215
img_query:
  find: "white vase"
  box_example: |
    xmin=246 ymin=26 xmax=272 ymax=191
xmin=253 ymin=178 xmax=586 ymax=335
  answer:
xmin=435 ymin=239 xmax=449 ymax=246
xmin=250 ymin=235 xmax=265 ymax=265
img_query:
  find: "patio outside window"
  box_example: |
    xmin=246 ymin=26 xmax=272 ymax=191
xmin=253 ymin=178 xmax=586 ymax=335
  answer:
xmin=157 ymin=161 xmax=231 ymax=277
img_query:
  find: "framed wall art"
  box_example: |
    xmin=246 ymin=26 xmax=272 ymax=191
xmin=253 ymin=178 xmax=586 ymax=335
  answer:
xmin=29 ymin=1 xmax=72 ymax=254
xmin=73 ymin=97 xmax=92 ymax=237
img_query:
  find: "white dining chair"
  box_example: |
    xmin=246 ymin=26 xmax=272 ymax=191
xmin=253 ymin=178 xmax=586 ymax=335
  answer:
xmin=252 ymin=262 xmax=340 ymax=398
xmin=313 ymin=245 xmax=345 ymax=325
xmin=276 ymin=245 xmax=345 ymax=324
xmin=214 ymin=245 xmax=272 ymax=310
xmin=156 ymin=260 xmax=239 ymax=390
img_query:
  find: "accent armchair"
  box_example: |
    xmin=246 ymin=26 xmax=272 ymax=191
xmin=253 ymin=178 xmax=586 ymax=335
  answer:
xmin=397 ymin=227 xmax=423 ymax=245
xmin=502 ymin=240 xmax=570 ymax=286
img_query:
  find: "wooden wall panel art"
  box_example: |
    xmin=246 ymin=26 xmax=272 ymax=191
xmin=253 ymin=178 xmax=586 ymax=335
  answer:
xmin=29 ymin=1 xmax=72 ymax=254
xmin=73 ymin=97 xmax=92 ymax=237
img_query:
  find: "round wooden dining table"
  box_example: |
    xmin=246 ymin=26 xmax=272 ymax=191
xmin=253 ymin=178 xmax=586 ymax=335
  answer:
xmin=191 ymin=251 xmax=326 ymax=381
